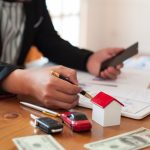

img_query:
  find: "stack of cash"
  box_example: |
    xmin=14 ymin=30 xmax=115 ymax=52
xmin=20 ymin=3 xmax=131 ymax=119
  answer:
xmin=84 ymin=127 xmax=150 ymax=150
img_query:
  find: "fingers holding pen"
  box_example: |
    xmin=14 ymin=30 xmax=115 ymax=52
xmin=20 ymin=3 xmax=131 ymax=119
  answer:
xmin=50 ymin=74 xmax=82 ymax=95
xmin=51 ymin=65 xmax=79 ymax=85
xmin=23 ymin=66 xmax=81 ymax=109
xmin=43 ymin=90 xmax=80 ymax=109
xmin=41 ymin=77 xmax=80 ymax=109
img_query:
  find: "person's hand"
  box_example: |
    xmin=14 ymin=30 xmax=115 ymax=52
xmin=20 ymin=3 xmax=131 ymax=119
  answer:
xmin=1 ymin=66 xmax=82 ymax=109
xmin=86 ymin=48 xmax=124 ymax=79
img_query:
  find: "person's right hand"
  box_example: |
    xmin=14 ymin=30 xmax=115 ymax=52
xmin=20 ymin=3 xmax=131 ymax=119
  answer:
xmin=1 ymin=65 xmax=82 ymax=109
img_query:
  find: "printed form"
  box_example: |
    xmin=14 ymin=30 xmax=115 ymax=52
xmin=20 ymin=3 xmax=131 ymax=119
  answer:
xmin=78 ymin=69 xmax=150 ymax=119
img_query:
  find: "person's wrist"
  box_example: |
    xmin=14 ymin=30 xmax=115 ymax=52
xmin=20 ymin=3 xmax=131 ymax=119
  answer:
xmin=86 ymin=52 xmax=103 ymax=76
xmin=1 ymin=69 xmax=30 ymax=95
xmin=86 ymin=54 xmax=95 ymax=74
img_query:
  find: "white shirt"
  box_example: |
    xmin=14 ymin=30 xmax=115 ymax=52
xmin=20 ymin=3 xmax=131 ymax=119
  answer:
xmin=0 ymin=0 xmax=26 ymax=64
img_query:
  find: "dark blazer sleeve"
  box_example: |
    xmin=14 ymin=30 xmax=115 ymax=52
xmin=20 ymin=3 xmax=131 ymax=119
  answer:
xmin=34 ymin=0 xmax=93 ymax=71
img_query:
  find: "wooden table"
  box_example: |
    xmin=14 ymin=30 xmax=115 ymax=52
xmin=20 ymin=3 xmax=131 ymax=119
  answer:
xmin=1 ymin=97 xmax=150 ymax=150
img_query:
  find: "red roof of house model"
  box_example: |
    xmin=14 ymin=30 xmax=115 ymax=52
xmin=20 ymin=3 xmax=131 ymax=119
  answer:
xmin=91 ymin=92 xmax=124 ymax=108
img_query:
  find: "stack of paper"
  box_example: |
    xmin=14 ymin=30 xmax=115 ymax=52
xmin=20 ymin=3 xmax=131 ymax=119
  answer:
xmin=78 ymin=69 xmax=150 ymax=119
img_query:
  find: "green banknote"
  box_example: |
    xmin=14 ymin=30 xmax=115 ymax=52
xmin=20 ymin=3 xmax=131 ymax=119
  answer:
xmin=13 ymin=135 xmax=65 ymax=150
xmin=84 ymin=127 xmax=150 ymax=150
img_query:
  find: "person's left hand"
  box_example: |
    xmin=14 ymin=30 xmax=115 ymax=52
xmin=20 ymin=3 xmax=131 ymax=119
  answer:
xmin=86 ymin=48 xmax=124 ymax=79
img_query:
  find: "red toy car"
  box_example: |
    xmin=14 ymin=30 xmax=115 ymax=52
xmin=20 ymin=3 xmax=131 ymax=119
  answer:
xmin=60 ymin=112 xmax=92 ymax=132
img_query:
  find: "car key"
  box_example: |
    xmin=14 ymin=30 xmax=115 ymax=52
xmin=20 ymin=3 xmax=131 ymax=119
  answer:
xmin=30 ymin=114 xmax=63 ymax=134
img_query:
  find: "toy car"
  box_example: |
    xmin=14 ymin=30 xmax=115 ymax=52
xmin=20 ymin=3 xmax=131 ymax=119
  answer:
xmin=60 ymin=112 xmax=92 ymax=132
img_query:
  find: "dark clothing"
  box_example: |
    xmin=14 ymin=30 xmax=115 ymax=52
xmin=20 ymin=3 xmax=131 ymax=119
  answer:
xmin=0 ymin=0 xmax=93 ymax=91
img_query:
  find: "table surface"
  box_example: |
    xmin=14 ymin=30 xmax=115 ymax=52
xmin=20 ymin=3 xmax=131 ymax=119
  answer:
xmin=1 ymin=97 xmax=150 ymax=150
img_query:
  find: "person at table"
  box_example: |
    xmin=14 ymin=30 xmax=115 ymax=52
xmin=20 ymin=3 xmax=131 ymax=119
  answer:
xmin=0 ymin=0 xmax=123 ymax=109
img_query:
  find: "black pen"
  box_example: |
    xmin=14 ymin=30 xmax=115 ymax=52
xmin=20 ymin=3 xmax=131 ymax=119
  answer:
xmin=50 ymin=70 xmax=93 ymax=99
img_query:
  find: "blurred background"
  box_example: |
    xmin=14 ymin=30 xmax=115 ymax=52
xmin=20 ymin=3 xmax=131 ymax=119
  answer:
xmin=46 ymin=0 xmax=150 ymax=54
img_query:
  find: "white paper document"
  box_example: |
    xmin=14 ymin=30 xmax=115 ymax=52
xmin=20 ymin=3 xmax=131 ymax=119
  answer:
xmin=78 ymin=68 xmax=150 ymax=89
xmin=78 ymin=69 xmax=150 ymax=119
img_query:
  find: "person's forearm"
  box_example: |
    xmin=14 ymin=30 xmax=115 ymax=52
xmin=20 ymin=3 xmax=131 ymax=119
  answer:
xmin=1 ymin=69 xmax=30 ymax=95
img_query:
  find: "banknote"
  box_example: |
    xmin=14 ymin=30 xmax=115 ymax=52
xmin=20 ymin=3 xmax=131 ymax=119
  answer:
xmin=13 ymin=135 xmax=65 ymax=150
xmin=84 ymin=127 xmax=150 ymax=150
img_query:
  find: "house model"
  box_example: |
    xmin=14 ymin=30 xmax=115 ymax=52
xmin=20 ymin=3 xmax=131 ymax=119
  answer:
xmin=91 ymin=92 xmax=124 ymax=127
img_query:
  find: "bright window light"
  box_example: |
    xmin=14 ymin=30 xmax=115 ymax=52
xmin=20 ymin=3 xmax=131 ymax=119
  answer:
xmin=46 ymin=0 xmax=80 ymax=46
